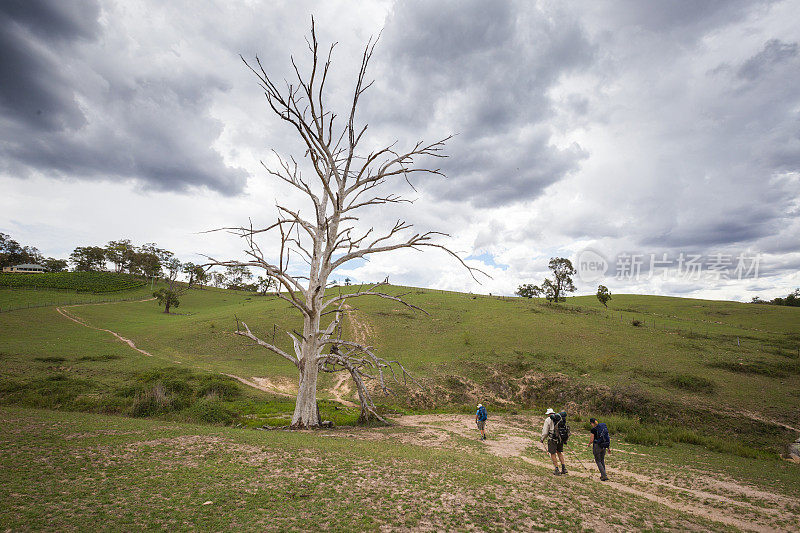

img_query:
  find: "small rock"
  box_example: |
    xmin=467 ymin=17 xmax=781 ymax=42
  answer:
xmin=321 ymin=420 xmax=334 ymax=428
xmin=202 ymin=501 xmax=213 ymax=506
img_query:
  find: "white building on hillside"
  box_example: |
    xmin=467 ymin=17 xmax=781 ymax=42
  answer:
xmin=2 ymin=264 xmax=46 ymax=273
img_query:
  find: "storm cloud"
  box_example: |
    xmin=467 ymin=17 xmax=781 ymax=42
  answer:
xmin=0 ymin=0 xmax=247 ymax=194
xmin=372 ymin=0 xmax=593 ymax=206
xmin=1 ymin=0 xmax=799 ymax=300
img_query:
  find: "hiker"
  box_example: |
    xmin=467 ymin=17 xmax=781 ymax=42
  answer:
xmin=587 ymin=417 xmax=611 ymax=481
xmin=541 ymin=408 xmax=568 ymax=475
xmin=475 ymin=403 xmax=488 ymax=440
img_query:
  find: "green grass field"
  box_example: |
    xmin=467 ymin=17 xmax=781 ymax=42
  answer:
xmin=0 ymin=274 xmax=798 ymax=530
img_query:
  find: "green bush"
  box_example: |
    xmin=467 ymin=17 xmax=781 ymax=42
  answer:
xmin=130 ymin=383 xmax=174 ymax=417
xmin=669 ymin=427 xmax=705 ymax=446
xmin=623 ymin=426 xmax=664 ymax=446
xmin=197 ymin=375 xmax=241 ymax=400
xmin=184 ymin=398 xmax=236 ymax=424
xmin=667 ymin=374 xmax=717 ymax=394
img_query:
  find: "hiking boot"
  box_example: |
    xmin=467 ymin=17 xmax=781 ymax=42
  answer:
xmin=600 ymin=476 xmax=609 ymax=481
xmin=561 ymin=465 xmax=568 ymax=475
xmin=553 ymin=468 xmax=561 ymax=476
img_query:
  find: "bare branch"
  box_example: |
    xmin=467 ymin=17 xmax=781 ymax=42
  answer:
xmin=234 ymin=321 xmax=299 ymax=368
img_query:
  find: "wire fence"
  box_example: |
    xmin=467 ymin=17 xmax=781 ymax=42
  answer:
xmin=0 ymin=293 xmax=149 ymax=313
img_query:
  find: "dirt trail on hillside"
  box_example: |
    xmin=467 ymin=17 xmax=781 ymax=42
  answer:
xmin=330 ymin=373 xmax=357 ymax=408
xmin=54 ymin=300 xmax=355 ymax=405
xmin=56 ymin=305 xmax=153 ymax=356
xmin=223 ymin=374 xmax=297 ymax=398
xmin=343 ymin=303 xmax=372 ymax=346
xmin=388 ymin=414 xmax=799 ymax=533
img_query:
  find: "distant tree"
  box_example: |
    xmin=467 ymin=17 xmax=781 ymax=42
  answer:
xmin=153 ymin=258 xmax=201 ymax=313
xmin=255 ymin=275 xmax=275 ymax=295
xmin=596 ymin=284 xmax=612 ymax=307
xmin=224 ymin=265 xmax=252 ymax=289
xmin=105 ymin=239 xmax=134 ymax=273
xmin=750 ymin=288 xmax=800 ymax=307
xmin=70 ymin=246 xmax=106 ymax=271
xmin=42 ymin=257 xmax=68 ymax=272
xmin=152 ymin=287 xmax=181 ymax=313
xmin=212 ymin=272 xmax=226 ymax=288
xmin=785 ymin=289 xmax=800 ymax=307
xmin=516 ymin=257 xmax=576 ymax=304
xmin=183 ymin=262 xmax=208 ymax=288
xmin=344 ymin=277 xmax=351 ymax=286
xmin=515 ymin=283 xmax=542 ymax=298
xmin=129 ymin=250 xmax=162 ymax=278
xmin=546 ymin=257 xmax=576 ymax=302
xmin=541 ymin=278 xmax=557 ymax=302
xmin=0 ymin=233 xmax=44 ymax=268
xmin=128 ymin=243 xmax=172 ymax=279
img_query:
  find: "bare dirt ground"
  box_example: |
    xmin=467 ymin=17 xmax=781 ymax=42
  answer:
xmin=373 ymin=414 xmax=800 ymax=533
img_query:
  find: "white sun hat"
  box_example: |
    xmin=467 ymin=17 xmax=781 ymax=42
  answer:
xmin=477 ymin=403 xmax=483 ymax=408
xmin=545 ymin=408 xmax=555 ymax=415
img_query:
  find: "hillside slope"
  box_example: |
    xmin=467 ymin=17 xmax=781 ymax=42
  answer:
xmin=1 ymin=286 xmax=798 ymax=453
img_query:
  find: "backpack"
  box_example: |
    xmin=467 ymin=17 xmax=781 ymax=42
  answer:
xmin=550 ymin=411 xmax=571 ymax=443
xmin=595 ymin=422 xmax=610 ymax=448
xmin=477 ymin=406 xmax=487 ymax=421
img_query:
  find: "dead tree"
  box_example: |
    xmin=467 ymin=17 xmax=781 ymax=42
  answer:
xmin=210 ymin=20 xmax=480 ymax=428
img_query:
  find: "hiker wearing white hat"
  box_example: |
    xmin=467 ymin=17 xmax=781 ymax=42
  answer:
xmin=541 ymin=408 xmax=568 ymax=476
xmin=475 ymin=403 xmax=488 ymax=440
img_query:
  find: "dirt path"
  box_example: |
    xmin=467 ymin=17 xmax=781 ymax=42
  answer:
xmin=390 ymin=414 xmax=799 ymax=533
xmin=56 ymin=305 xmax=153 ymax=357
xmin=329 ymin=372 xmax=358 ymax=408
xmin=343 ymin=303 xmax=372 ymax=346
xmin=223 ymin=374 xmax=297 ymax=398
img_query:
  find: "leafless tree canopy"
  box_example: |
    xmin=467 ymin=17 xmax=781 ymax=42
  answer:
xmin=208 ymin=19 xmax=481 ymax=428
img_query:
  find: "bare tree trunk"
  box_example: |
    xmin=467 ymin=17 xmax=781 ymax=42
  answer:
xmin=292 ymin=301 xmax=323 ymax=428
xmin=292 ymin=357 xmax=321 ymax=427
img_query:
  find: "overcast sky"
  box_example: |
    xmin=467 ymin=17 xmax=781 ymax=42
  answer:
xmin=2 ymin=0 xmax=799 ymax=300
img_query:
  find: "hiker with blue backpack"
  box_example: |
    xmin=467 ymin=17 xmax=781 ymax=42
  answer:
xmin=475 ymin=403 xmax=488 ymax=440
xmin=587 ymin=417 xmax=611 ymax=481
xmin=541 ymin=408 xmax=570 ymax=475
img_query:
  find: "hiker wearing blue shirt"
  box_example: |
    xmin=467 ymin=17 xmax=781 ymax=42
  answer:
xmin=475 ymin=403 xmax=488 ymax=440
xmin=588 ymin=417 xmax=611 ymax=481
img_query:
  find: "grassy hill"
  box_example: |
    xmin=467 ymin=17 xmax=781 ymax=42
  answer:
xmin=1 ymin=283 xmax=799 ymax=530
xmin=1 ymin=285 xmax=798 ymax=447
xmin=0 ymin=272 xmax=153 ymax=312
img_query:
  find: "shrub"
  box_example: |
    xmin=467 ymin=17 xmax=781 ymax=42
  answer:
xmin=631 ymin=319 xmax=642 ymax=327
xmin=33 ymin=356 xmax=66 ymax=363
xmin=667 ymin=374 xmax=717 ymax=395
xmin=184 ymin=398 xmax=236 ymax=424
xmin=76 ymin=354 xmax=120 ymax=362
xmin=623 ymin=426 xmax=663 ymax=446
xmin=670 ymin=428 xmax=705 ymax=446
xmin=130 ymin=382 xmax=173 ymax=417
xmin=198 ymin=375 xmax=240 ymax=400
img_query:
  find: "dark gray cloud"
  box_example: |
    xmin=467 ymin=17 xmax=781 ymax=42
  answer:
xmin=737 ymin=39 xmax=798 ymax=80
xmin=0 ymin=1 xmax=97 ymax=132
xmin=600 ymin=0 xmax=775 ymax=37
xmin=0 ymin=0 xmax=247 ymax=194
xmin=370 ymin=0 xmax=593 ymax=207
